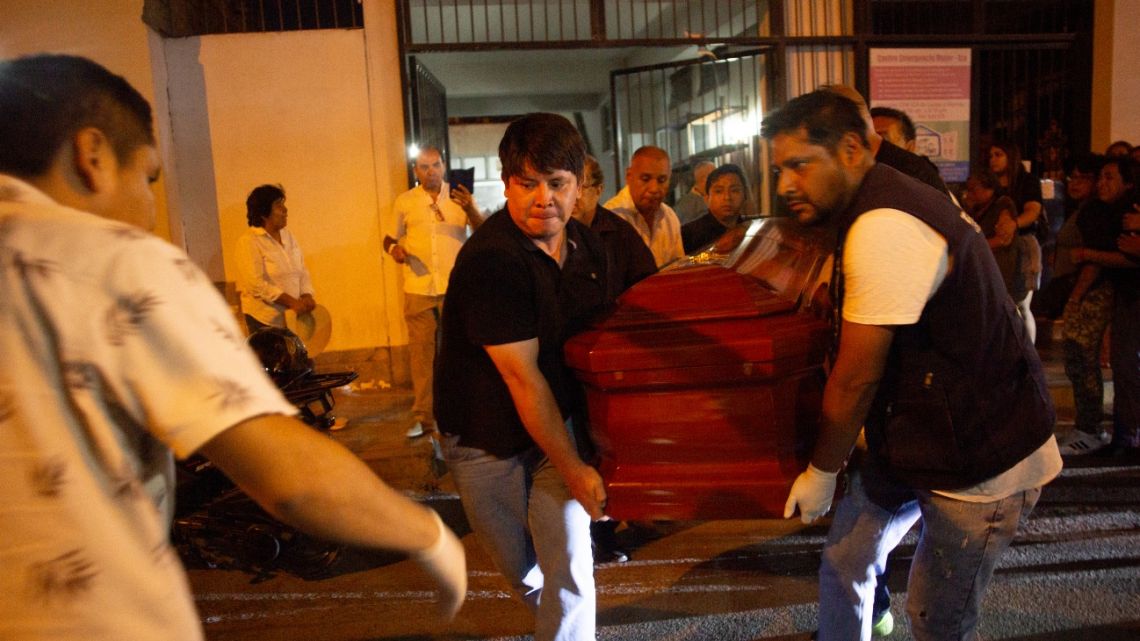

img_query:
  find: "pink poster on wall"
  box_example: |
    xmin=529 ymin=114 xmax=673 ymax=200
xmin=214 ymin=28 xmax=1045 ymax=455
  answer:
xmin=869 ymin=48 xmax=971 ymax=183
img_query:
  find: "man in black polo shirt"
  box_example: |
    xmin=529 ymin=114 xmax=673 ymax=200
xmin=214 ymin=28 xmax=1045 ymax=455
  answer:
xmin=435 ymin=113 xmax=609 ymax=641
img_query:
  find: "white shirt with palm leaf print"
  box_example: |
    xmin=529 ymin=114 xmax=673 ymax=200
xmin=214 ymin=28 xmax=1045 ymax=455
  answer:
xmin=0 ymin=175 xmax=296 ymax=641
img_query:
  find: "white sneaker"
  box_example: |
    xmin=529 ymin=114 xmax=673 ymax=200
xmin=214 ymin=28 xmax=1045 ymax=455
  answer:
xmin=1059 ymin=430 xmax=1110 ymax=456
xmin=405 ymin=422 xmax=425 ymax=438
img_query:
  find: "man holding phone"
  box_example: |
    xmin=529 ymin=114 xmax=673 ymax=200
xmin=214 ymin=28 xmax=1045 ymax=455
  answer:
xmin=387 ymin=147 xmax=484 ymax=438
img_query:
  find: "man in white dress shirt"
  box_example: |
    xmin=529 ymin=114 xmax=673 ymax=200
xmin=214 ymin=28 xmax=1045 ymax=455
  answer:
xmin=388 ymin=147 xmax=484 ymax=438
xmin=603 ymin=146 xmax=684 ymax=268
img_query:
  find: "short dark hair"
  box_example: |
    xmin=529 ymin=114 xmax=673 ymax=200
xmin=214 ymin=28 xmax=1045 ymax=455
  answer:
xmin=0 ymin=54 xmax=154 ymax=178
xmin=499 ymin=113 xmax=585 ymax=183
xmin=1102 ymin=156 xmax=1139 ymax=188
xmin=1068 ymin=152 xmax=1105 ymax=177
xmin=705 ymin=163 xmax=748 ymax=193
xmin=1106 ymin=140 xmax=1134 ymax=158
xmin=869 ymin=106 xmax=917 ymax=143
xmin=1067 ymin=152 xmax=1103 ymax=174
xmin=760 ymin=90 xmax=870 ymax=151
xmin=966 ymin=168 xmax=1001 ymax=192
xmin=246 ymin=184 xmax=286 ymax=227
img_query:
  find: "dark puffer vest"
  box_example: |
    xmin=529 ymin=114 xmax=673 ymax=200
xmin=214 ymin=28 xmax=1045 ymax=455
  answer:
xmin=837 ymin=164 xmax=1055 ymax=490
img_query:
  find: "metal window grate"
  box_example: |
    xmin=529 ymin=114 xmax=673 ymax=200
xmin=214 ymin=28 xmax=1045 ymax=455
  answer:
xmin=143 ymin=0 xmax=363 ymax=37
xmin=870 ymin=0 xmax=977 ymax=35
xmin=401 ymin=0 xmax=766 ymax=49
xmin=612 ymin=51 xmax=768 ymax=207
xmin=976 ymin=45 xmax=1082 ymax=180
xmin=868 ymin=0 xmax=1091 ymax=36
xmin=605 ymin=0 xmax=763 ymax=41
xmin=405 ymin=0 xmax=593 ymax=44
xmin=981 ymin=0 xmax=1092 ymax=35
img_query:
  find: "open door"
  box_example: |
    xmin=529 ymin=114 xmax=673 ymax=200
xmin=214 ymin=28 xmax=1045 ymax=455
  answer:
xmin=406 ymin=56 xmax=451 ymax=164
xmin=610 ymin=49 xmax=770 ymax=212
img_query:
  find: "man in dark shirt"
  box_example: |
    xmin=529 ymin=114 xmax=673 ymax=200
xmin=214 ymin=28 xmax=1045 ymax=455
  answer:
xmin=870 ymin=106 xmax=918 ymax=152
xmin=571 ymin=154 xmax=655 ymax=564
xmin=871 ymin=104 xmax=952 ymax=197
xmin=435 ymin=113 xmax=609 ymax=641
xmin=823 ymin=87 xmax=955 ymax=637
xmin=681 ymin=163 xmax=750 ymax=253
xmin=572 ymin=154 xmax=656 ymax=300
xmin=770 ymin=89 xmax=1058 ymax=641
xmin=827 ymin=86 xmax=952 ymax=200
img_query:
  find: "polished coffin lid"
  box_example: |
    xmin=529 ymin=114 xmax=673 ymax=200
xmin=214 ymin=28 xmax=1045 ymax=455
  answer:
xmin=566 ymin=266 xmax=824 ymax=389
xmin=565 ymin=218 xmax=834 ymax=520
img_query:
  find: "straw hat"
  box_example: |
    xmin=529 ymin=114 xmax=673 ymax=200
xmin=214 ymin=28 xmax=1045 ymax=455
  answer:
xmin=284 ymin=304 xmax=332 ymax=357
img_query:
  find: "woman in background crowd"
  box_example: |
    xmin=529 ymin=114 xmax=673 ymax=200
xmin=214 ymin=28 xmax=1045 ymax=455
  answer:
xmin=1105 ymin=140 xmax=1133 ymax=159
xmin=964 ymin=169 xmax=1027 ymax=306
xmin=1059 ymin=157 xmax=1137 ymax=456
xmin=235 ymin=184 xmax=317 ymax=332
xmin=990 ymin=139 xmax=1044 ymax=343
xmin=1037 ymin=154 xmax=1104 ymax=319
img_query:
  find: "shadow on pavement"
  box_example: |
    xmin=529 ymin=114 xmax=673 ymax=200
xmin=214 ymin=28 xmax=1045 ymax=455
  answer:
xmin=998 ymin=622 xmax=1140 ymax=641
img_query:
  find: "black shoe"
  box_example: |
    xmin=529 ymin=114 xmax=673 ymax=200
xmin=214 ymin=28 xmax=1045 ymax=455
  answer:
xmin=1103 ymin=443 xmax=1140 ymax=465
xmin=593 ymin=547 xmax=629 ymax=564
xmin=591 ymin=519 xmax=628 ymax=564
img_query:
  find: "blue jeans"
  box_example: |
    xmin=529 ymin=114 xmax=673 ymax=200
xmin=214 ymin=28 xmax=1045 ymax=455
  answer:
xmin=818 ymin=466 xmax=1041 ymax=641
xmin=441 ymin=434 xmax=595 ymax=641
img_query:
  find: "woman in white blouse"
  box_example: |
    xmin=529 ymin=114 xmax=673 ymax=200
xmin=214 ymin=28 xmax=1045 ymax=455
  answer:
xmin=235 ymin=184 xmax=317 ymax=331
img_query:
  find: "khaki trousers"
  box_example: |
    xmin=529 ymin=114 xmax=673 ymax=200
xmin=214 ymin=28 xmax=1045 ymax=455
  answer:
xmin=405 ymin=293 xmax=444 ymax=424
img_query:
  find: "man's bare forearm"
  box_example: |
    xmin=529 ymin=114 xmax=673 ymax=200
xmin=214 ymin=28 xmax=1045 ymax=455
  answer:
xmin=200 ymin=414 xmax=440 ymax=553
xmin=811 ymin=322 xmax=895 ymax=473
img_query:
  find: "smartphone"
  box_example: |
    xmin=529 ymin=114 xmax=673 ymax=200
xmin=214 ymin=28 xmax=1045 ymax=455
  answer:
xmin=448 ymin=167 xmax=475 ymax=194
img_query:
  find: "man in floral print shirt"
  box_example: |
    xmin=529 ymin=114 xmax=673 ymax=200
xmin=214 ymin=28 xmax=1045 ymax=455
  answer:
xmin=0 ymin=54 xmax=466 ymax=640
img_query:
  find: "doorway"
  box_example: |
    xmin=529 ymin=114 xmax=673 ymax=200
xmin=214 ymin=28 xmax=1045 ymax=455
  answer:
xmin=407 ymin=46 xmax=713 ymax=214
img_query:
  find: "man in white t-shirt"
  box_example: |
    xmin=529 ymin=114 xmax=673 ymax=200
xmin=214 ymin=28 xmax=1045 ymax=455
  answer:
xmin=604 ymin=146 xmax=684 ymax=267
xmin=0 ymin=54 xmax=465 ymax=641
xmin=765 ymin=90 xmax=1061 ymax=641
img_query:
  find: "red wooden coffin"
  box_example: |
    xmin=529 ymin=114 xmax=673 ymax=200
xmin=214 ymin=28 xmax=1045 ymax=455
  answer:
xmin=565 ymin=218 xmax=835 ymax=520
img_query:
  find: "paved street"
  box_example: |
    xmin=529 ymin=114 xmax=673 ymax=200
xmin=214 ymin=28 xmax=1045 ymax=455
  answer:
xmin=185 ymin=332 xmax=1140 ymax=640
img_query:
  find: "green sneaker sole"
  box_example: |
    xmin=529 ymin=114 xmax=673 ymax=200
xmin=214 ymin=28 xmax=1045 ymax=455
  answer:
xmin=871 ymin=610 xmax=894 ymax=637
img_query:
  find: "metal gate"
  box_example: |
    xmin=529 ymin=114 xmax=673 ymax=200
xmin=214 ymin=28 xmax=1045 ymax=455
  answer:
xmin=975 ymin=44 xmax=1090 ymax=181
xmin=395 ymin=0 xmax=1094 ymax=202
xmin=406 ymin=56 xmax=451 ymax=170
xmin=611 ymin=50 xmax=770 ymax=210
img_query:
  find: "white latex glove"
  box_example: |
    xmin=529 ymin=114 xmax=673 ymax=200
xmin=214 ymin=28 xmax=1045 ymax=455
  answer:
xmin=413 ymin=509 xmax=467 ymax=621
xmin=783 ymin=463 xmax=839 ymax=524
